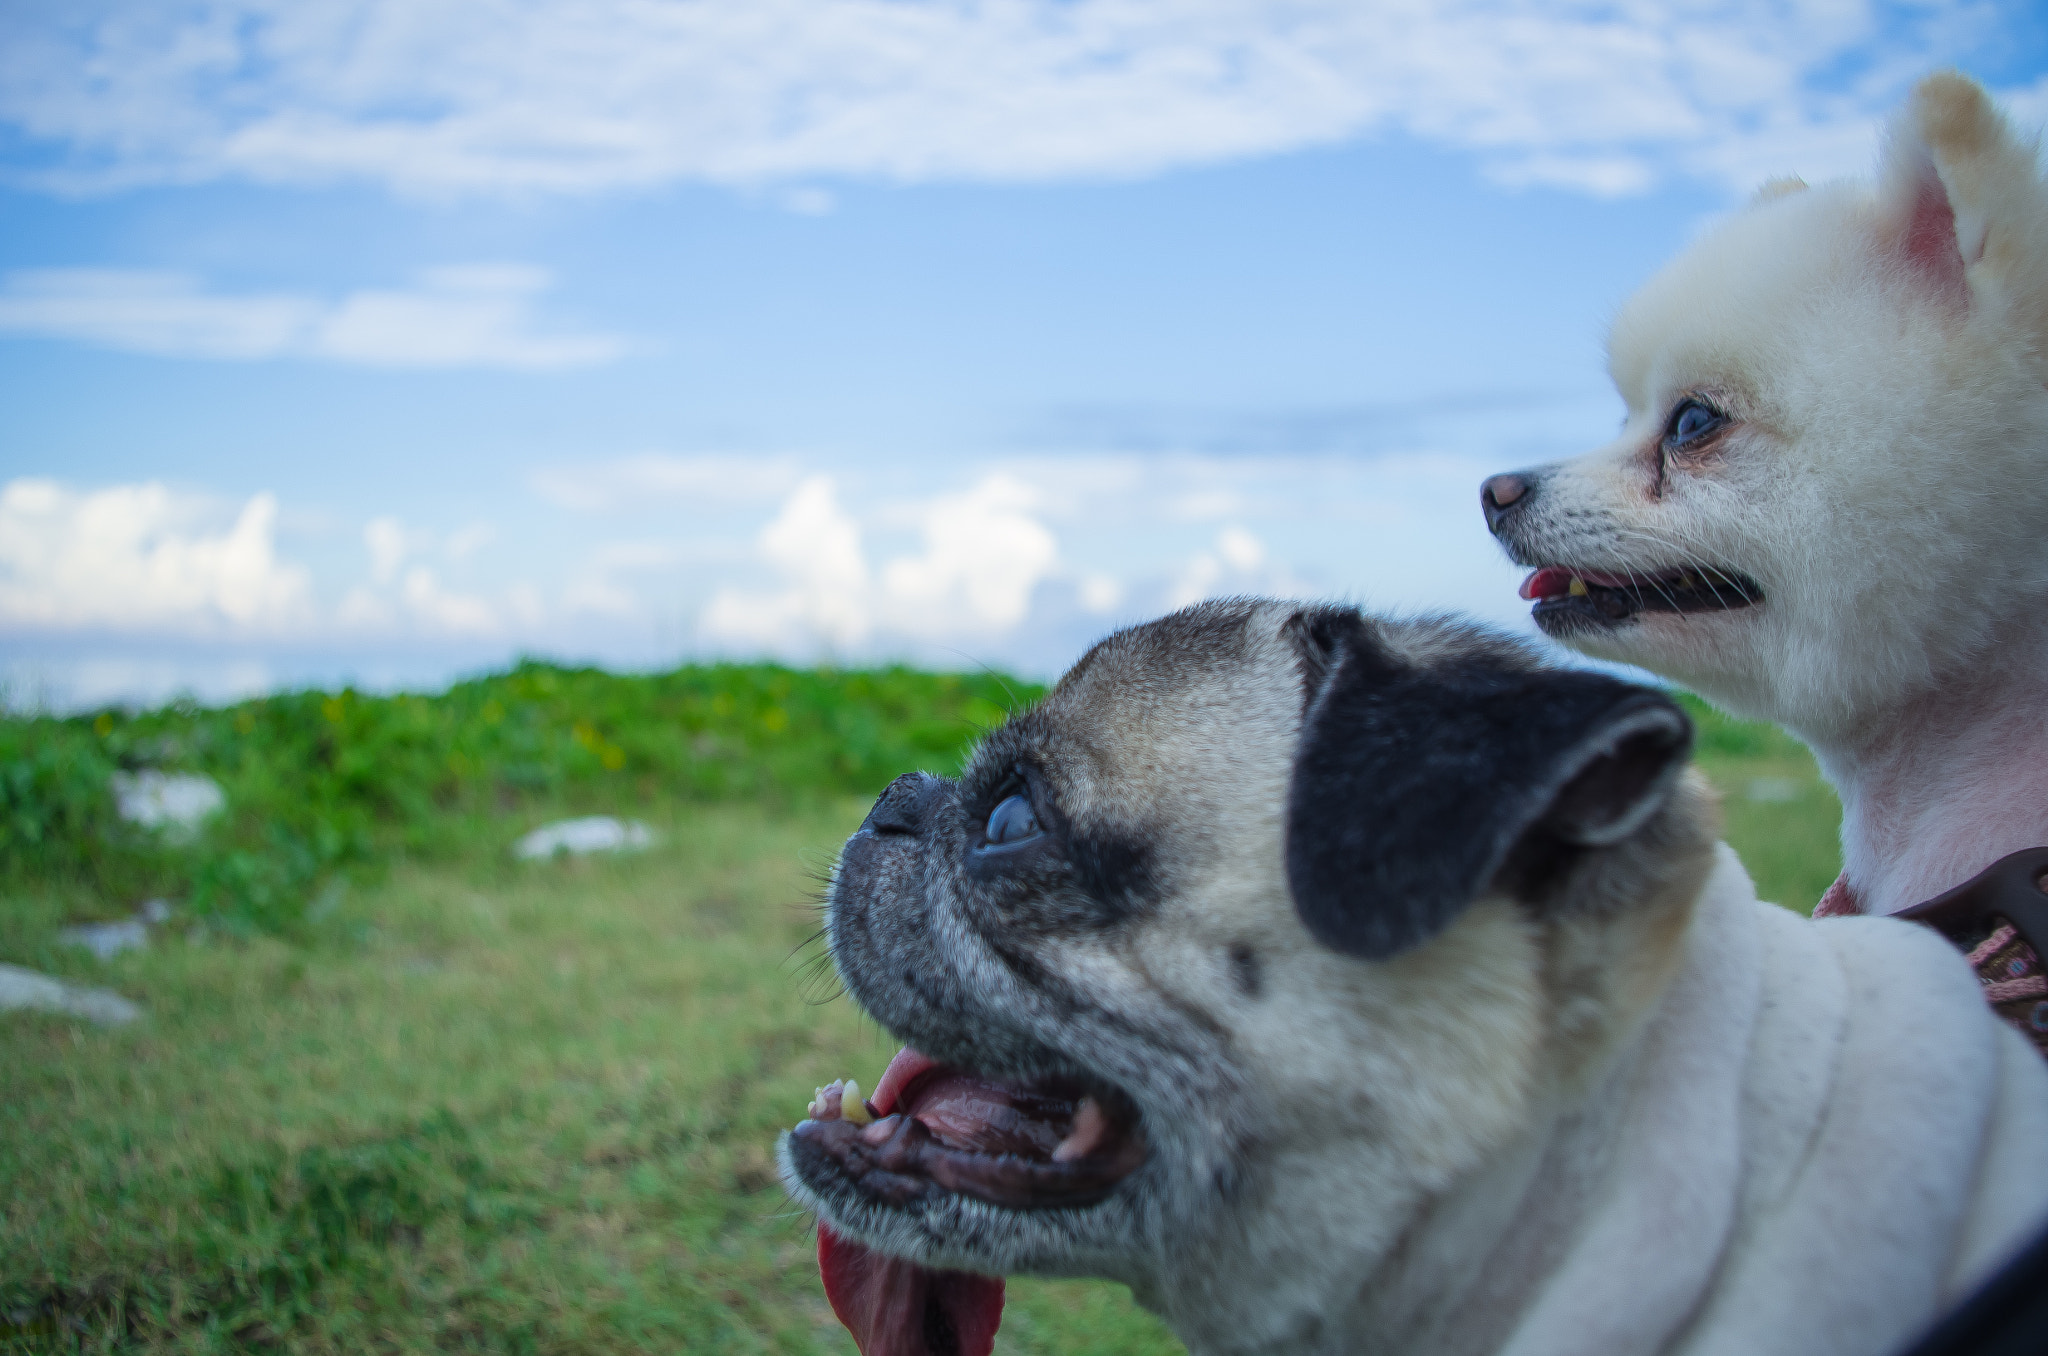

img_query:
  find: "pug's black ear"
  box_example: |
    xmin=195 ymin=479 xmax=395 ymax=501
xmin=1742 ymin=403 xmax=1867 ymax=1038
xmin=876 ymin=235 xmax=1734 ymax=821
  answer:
xmin=1284 ymin=610 xmax=1693 ymax=960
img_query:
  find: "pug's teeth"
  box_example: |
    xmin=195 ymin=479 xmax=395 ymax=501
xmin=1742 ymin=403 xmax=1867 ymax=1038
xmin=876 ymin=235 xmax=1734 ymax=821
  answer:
xmin=1567 ymin=577 xmax=1589 ymax=597
xmin=808 ymin=1080 xmax=847 ymax=1121
xmin=840 ymin=1080 xmax=872 ymax=1125
xmin=1053 ymin=1096 xmax=1110 ymax=1162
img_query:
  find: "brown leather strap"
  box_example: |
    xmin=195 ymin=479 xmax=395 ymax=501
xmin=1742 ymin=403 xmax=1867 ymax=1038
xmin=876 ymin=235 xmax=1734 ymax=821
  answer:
xmin=1897 ymin=847 xmax=2048 ymax=951
xmin=1897 ymin=847 xmax=2048 ymax=1057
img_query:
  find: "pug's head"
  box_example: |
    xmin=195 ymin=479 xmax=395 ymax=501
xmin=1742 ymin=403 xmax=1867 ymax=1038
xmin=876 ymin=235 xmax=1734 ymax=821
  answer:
xmin=781 ymin=599 xmax=1718 ymax=1352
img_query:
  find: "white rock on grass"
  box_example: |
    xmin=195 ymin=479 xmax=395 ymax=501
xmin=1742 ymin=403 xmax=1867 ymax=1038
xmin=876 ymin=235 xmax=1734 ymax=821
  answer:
xmin=513 ymin=816 xmax=655 ymax=861
xmin=59 ymin=919 xmax=151 ymax=960
xmin=111 ymin=770 xmax=225 ymax=836
xmin=59 ymin=899 xmax=174 ymax=960
xmin=0 ymin=963 xmax=142 ymax=1025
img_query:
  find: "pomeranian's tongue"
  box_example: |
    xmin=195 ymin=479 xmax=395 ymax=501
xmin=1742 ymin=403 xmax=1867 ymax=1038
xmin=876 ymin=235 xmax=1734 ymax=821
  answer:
xmin=816 ymin=1046 xmax=1005 ymax=1356
xmin=1520 ymin=567 xmax=1569 ymax=600
xmin=1520 ymin=566 xmax=1641 ymax=600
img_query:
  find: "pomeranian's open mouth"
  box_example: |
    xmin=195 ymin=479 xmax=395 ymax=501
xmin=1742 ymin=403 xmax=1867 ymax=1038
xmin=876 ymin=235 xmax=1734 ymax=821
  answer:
xmin=789 ymin=1047 xmax=1145 ymax=1212
xmin=1520 ymin=565 xmax=1763 ymax=630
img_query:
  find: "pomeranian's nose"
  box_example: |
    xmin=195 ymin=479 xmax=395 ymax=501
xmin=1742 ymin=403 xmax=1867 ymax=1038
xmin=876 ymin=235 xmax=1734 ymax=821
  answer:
xmin=1481 ymin=473 xmax=1531 ymax=532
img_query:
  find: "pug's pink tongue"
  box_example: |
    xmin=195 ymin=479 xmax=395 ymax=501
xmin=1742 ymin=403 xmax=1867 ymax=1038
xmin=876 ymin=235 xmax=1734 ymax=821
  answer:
xmin=816 ymin=1046 xmax=1005 ymax=1356
xmin=817 ymin=1224 xmax=1003 ymax=1356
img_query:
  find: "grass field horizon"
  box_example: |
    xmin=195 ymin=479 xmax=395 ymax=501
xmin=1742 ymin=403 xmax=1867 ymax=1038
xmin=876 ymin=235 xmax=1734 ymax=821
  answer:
xmin=2 ymin=657 xmax=1842 ymax=1353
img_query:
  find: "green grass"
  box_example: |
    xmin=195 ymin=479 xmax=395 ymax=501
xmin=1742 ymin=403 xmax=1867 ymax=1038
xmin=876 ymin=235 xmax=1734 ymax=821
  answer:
xmin=3 ymin=661 xmax=1038 ymax=937
xmin=0 ymin=665 xmax=1843 ymax=1354
xmin=1680 ymin=693 xmax=1843 ymax=915
xmin=1 ymin=800 xmax=1182 ymax=1354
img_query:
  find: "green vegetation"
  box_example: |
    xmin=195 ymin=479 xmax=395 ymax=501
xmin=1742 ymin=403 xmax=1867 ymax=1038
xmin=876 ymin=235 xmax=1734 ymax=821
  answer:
xmin=1 ymin=663 xmax=1841 ymax=1354
xmin=2 ymin=662 xmax=1028 ymax=937
xmin=1 ymin=800 xmax=1177 ymax=1355
xmin=1679 ymin=693 xmax=1843 ymax=915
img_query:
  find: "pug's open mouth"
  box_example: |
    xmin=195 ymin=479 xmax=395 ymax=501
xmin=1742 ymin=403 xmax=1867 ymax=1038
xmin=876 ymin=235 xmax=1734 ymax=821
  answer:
xmin=786 ymin=1048 xmax=1146 ymax=1356
xmin=788 ymin=1047 xmax=1145 ymax=1211
xmin=1519 ymin=564 xmax=1763 ymax=630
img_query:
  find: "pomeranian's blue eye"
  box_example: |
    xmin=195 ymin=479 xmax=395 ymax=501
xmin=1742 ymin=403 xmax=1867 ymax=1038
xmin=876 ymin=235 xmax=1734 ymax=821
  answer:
xmin=1667 ymin=399 xmax=1722 ymax=445
xmin=984 ymin=794 xmax=1040 ymax=847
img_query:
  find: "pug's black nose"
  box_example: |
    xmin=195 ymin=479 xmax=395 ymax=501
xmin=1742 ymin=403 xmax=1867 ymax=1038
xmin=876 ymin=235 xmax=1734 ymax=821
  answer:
xmin=1481 ymin=473 xmax=1532 ymax=533
xmin=862 ymin=772 xmax=942 ymax=837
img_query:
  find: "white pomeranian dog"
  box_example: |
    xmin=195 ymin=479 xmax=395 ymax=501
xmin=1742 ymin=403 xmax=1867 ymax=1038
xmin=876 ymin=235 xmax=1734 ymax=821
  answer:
xmin=1483 ymin=71 xmax=2048 ymax=919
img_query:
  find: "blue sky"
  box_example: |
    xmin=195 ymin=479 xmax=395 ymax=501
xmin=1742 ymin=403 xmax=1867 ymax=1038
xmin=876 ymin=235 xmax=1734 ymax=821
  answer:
xmin=2 ymin=0 xmax=2045 ymax=707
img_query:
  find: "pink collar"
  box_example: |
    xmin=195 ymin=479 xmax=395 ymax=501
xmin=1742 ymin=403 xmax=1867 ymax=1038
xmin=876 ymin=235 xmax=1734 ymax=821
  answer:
xmin=1815 ymin=873 xmax=1862 ymax=917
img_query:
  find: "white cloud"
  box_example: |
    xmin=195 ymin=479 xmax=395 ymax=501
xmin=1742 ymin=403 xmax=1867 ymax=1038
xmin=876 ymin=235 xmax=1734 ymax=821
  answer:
xmin=530 ymin=452 xmax=805 ymax=513
xmin=506 ymin=582 xmax=546 ymax=629
xmin=1167 ymin=553 xmax=1224 ymax=612
xmin=443 ymin=521 xmax=495 ymax=562
xmin=1077 ymin=572 xmax=1124 ymax=615
xmin=702 ymin=471 xmax=1063 ymax=653
xmin=399 ymin=565 xmax=499 ymax=635
xmin=344 ymin=514 xmax=535 ymax=635
xmin=309 ymin=265 xmax=623 ymax=368
xmin=557 ymin=575 xmax=639 ymax=619
xmin=364 ymin=515 xmax=497 ymax=586
xmin=0 ymin=491 xmax=516 ymax=643
xmin=364 ymin=515 xmax=409 ymax=584
xmin=0 ymin=442 xmax=1559 ymax=699
xmin=0 ymin=266 xmax=624 ymax=368
xmin=0 ymin=0 xmax=2030 ymax=200
xmin=1483 ymin=153 xmax=1656 ymax=199
xmin=337 ymin=584 xmax=393 ymax=628
xmin=880 ymin=474 xmax=1058 ymax=635
xmin=0 ymin=270 xmax=317 ymax=359
xmin=0 ymin=479 xmax=312 ymax=634
xmin=2 ymin=654 xmax=283 ymax=713
xmin=554 ymin=538 xmax=698 ymax=620
xmin=780 ymin=187 xmax=838 ymax=216
xmin=1216 ymin=524 xmax=1264 ymax=572
xmin=588 ymin=541 xmax=683 ymax=572
xmin=2004 ymin=73 xmax=2048 ymax=130
xmin=702 ymin=475 xmax=872 ymax=650
xmin=1169 ymin=487 xmax=1244 ymax=522
xmin=1167 ymin=525 xmax=1292 ymax=610
xmin=687 ymin=444 xmax=1576 ymax=665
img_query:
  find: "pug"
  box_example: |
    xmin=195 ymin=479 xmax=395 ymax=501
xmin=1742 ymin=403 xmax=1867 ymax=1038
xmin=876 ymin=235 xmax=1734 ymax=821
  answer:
xmin=780 ymin=599 xmax=2048 ymax=1356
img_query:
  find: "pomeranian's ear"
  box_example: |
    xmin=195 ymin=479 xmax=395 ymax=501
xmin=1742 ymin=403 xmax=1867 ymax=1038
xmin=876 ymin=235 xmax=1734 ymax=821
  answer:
xmin=1877 ymin=71 xmax=2047 ymax=330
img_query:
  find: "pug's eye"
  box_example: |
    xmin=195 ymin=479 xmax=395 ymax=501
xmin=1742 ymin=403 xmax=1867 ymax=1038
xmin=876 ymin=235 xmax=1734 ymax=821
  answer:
xmin=983 ymin=793 xmax=1041 ymax=847
xmin=1665 ymin=398 xmax=1725 ymax=447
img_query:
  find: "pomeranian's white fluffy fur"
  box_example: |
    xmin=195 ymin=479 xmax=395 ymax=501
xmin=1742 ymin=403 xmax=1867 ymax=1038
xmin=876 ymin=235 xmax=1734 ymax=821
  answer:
xmin=1488 ymin=72 xmax=2048 ymax=916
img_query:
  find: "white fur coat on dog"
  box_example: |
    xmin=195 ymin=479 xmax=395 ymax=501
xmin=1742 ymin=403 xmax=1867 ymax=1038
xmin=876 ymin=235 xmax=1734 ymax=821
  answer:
xmin=1468 ymin=846 xmax=2048 ymax=1356
xmin=1482 ymin=73 xmax=2048 ymax=917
